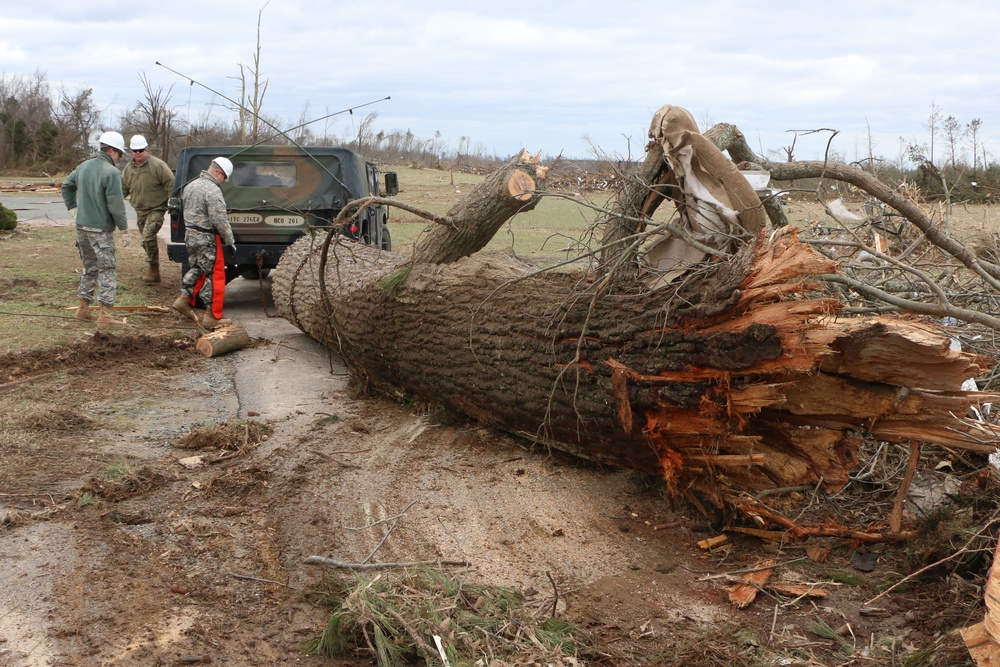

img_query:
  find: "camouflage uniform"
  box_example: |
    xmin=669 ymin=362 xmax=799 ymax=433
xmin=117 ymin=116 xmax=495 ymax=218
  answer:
xmin=180 ymin=171 xmax=235 ymax=318
xmin=61 ymin=152 xmax=128 ymax=306
xmin=122 ymin=153 xmax=173 ymax=264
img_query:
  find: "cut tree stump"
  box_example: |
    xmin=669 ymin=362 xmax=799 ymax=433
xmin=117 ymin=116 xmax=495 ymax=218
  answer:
xmin=195 ymin=324 xmax=250 ymax=358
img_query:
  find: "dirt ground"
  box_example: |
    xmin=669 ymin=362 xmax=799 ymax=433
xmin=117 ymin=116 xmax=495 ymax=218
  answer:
xmin=1 ymin=190 xmax=995 ymax=666
xmin=0 ymin=323 xmax=988 ymax=667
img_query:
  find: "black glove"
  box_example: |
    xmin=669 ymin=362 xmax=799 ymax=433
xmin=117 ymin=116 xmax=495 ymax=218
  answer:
xmin=227 ymin=244 xmax=237 ymax=254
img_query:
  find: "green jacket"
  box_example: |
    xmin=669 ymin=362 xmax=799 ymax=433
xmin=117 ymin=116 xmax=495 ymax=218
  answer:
xmin=61 ymin=152 xmax=128 ymax=232
xmin=122 ymin=154 xmax=174 ymax=212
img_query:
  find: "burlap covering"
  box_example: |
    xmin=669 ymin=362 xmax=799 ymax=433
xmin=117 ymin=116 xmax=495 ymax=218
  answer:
xmin=641 ymin=104 xmax=766 ymax=288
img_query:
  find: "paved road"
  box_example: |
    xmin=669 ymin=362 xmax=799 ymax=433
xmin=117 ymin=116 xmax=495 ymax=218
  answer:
xmin=0 ymin=191 xmax=137 ymax=225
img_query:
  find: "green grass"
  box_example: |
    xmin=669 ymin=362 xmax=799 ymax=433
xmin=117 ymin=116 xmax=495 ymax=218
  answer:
xmin=102 ymin=458 xmax=132 ymax=482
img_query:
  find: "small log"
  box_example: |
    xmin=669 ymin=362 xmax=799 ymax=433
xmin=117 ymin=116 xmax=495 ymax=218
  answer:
xmin=195 ymin=324 xmax=250 ymax=358
xmin=697 ymin=535 xmax=729 ymax=550
xmin=64 ymin=304 xmax=170 ymax=312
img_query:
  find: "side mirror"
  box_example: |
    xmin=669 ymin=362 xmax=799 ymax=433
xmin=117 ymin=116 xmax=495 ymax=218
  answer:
xmin=383 ymin=172 xmax=399 ymax=196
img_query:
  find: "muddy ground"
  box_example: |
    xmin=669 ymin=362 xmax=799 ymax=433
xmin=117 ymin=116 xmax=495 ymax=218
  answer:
xmin=0 ymin=197 xmax=994 ymax=666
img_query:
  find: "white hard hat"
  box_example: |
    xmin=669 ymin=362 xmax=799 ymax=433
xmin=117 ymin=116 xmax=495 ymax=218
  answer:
xmin=98 ymin=131 xmax=126 ymax=153
xmin=212 ymin=157 xmax=234 ymax=179
xmin=129 ymin=135 xmax=148 ymax=151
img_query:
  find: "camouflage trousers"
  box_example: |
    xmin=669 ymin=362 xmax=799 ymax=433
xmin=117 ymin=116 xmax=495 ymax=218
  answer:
xmin=76 ymin=227 xmax=117 ymax=306
xmin=181 ymin=232 xmax=226 ymax=318
xmin=135 ymin=209 xmax=164 ymax=264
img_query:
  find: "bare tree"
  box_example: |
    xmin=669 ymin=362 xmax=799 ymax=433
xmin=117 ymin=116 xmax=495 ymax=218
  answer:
xmin=354 ymin=111 xmax=379 ymax=152
xmin=943 ymin=114 xmax=961 ymax=170
xmin=861 ymin=116 xmax=879 ymax=173
xmin=924 ymin=101 xmax=941 ymax=165
xmin=967 ymin=118 xmax=984 ymax=175
xmin=56 ymin=86 xmax=101 ymax=159
xmin=0 ymin=71 xmax=55 ymax=168
xmin=238 ymin=2 xmax=270 ymax=144
xmin=126 ymin=72 xmax=177 ymax=161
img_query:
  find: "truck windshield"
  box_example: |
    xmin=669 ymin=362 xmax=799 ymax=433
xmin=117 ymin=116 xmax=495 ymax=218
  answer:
xmin=231 ymin=161 xmax=297 ymax=188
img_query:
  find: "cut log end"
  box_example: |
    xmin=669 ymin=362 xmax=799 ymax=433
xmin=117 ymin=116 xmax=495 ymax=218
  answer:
xmin=507 ymin=170 xmax=536 ymax=201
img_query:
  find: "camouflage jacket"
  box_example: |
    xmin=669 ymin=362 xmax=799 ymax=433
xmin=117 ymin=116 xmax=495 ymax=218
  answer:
xmin=61 ymin=152 xmax=128 ymax=232
xmin=122 ymin=154 xmax=174 ymax=213
xmin=181 ymin=171 xmax=234 ymax=245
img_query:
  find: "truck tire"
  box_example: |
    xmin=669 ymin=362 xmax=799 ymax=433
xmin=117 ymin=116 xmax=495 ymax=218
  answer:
xmin=380 ymin=227 xmax=392 ymax=251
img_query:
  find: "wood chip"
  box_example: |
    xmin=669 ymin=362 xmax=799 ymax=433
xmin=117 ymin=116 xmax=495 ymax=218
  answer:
xmin=728 ymin=559 xmax=775 ymax=609
xmin=696 ymin=534 xmax=728 ymax=550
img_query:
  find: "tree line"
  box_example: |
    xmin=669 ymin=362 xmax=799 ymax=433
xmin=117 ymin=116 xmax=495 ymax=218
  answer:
xmin=0 ymin=70 xmax=505 ymax=176
xmin=2 ymin=70 xmax=998 ymax=206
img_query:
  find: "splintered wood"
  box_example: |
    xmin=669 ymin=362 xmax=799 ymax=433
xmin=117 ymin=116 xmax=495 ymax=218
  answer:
xmin=962 ymin=537 xmax=1000 ymax=665
xmin=728 ymin=559 xmax=775 ymax=609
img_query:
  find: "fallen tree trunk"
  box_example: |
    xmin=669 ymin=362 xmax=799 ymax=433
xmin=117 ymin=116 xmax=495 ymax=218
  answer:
xmin=274 ymin=105 xmax=999 ymax=518
xmin=273 ymin=225 xmax=997 ymax=507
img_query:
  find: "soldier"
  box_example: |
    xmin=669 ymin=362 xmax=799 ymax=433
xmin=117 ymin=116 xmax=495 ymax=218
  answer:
xmin=121 ymin=135 xmax=174 ymax=284
xmin=61 ymin=130 xmax=129 ymax=327
xmin=171 ymin=157 xmax=236 ymax=329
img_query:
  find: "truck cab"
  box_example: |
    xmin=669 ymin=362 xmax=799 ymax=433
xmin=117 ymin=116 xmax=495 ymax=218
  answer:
xmin=167 ymin=145 xmax=398 ymax=281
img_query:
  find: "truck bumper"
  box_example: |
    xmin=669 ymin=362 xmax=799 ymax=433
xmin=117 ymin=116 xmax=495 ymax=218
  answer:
xmin=167 ymin=242 xmax=291 ymax=269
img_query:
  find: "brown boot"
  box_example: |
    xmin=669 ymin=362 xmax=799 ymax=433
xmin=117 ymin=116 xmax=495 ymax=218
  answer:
xmin=202 ymin=312 xmax=232 ymax=329
xmin=75 ymin=298 xmax=95 ymax=321
xmin=172 ymin=293 xmax=198 ymax=323
xmin=142 ymin=262 xmax=161 ymax=284
xmin=95 ymin=304 xmax=122 ymax=328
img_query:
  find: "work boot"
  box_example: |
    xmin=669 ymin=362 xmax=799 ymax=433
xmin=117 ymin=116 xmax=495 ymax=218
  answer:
xmin=95 ymin=304 xmax=122 ymax=328
xmin=142 ymin=262 xmax=161 ymax=284
xmin=74 ymin=298 xmax=95 ymax=321
xmin=202 ymin=312 xmax=232 ymax=329
xmin=172 ymin=293 xmax=198 ymax=322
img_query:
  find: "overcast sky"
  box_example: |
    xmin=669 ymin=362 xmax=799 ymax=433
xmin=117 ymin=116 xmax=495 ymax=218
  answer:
xmin=2 ymin=0 xmax=997 ymax=163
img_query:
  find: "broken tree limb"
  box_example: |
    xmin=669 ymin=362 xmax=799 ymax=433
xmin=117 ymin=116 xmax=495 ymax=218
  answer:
xmin=410 ymin=149 xmax=548 ymax=264
xmin=304 ymin=556 xmax=470 ymax=569
xmin=704 ymin=121 xmax=1000 ymax=289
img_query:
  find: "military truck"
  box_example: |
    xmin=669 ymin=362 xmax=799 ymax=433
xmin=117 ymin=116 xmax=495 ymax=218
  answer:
xmin=167 ymin=145 xmax=398 ymax=281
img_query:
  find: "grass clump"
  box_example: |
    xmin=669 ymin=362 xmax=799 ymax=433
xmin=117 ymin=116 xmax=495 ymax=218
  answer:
xmin=305 ymin=567 xmax=582 ymax=666
xmin=0 ymin=203 xmax=16 ymax=230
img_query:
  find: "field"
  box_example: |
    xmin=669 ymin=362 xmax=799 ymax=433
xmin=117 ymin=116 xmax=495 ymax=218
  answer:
xmin=0 ymin=169 xmax=997 ymax=666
